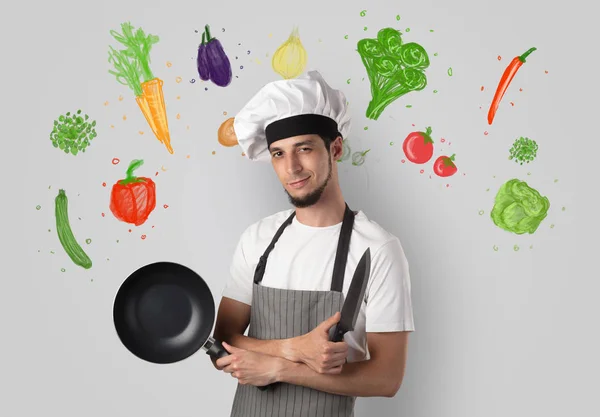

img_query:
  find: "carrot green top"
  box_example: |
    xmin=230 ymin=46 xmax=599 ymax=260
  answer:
xmin=108 ymin=22 xmax=160 ymax=97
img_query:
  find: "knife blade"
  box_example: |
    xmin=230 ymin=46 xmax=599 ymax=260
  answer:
xmin=328 ymin=247 xmax=371 ymax=342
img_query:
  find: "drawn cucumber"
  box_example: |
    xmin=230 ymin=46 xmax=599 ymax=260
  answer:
xmin=55 ymin=189 xmax=92 ymax=269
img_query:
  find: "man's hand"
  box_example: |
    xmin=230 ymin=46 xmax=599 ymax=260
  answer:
xmin=292 ymin=311 xmax=349 ymax=374
xmin=215 ymin=342 xmax=282 ymax=386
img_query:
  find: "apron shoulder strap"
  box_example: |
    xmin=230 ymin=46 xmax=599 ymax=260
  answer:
xmin=330 ymin=203 xmax=355 ymax=292
xmin=253 ymin=210 xmax=296 ymax=284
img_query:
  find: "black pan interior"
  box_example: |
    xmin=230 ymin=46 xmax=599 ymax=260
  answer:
xmin=113 ymin=261 xmax=215 ymax=364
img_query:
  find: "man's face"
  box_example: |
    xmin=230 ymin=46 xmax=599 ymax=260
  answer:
xmin=269 ymin=134 xmax=334 ymax=208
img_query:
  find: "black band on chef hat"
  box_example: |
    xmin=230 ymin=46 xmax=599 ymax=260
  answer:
xmin=265 ymin=114 xmax=340 ymax=147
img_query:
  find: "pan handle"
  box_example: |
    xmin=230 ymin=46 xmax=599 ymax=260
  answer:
xmin=203 ymin=337 xmax=274 ymax=391
xmin=203 ymin=337 xmax=229 ymax=359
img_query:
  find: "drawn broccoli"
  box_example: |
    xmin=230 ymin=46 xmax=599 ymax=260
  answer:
xmin=357 ymin=28 xmax=430 ymax=120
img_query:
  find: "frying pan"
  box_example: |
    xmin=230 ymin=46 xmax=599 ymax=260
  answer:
xmin=112 ymin=261 xmax=228 ymax=364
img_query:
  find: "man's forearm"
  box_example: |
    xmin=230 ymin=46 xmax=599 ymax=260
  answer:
xmin=275 ymin=358 xmax=396 ymax=398
xmin=225 ymin=333 xmax=301 ymax=362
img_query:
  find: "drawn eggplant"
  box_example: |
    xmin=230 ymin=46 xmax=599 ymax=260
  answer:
xmin=196 ymin=32 xmax=210 ymax=81
xmin=201 ymin=24 xmax=232 ymax=87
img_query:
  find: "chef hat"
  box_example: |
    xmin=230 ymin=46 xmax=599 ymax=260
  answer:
xmin=233 ymin=70 xmax=352 ymax=162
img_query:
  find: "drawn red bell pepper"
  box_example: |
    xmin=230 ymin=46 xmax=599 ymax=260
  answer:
xmin=109 ymin=159 xmax=156 ymax=226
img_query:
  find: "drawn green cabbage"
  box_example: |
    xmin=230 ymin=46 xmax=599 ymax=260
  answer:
xmin=490 ymin=179 xmax=550 ymax=234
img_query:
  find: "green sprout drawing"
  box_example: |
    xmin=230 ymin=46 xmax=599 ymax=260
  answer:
xmin=490 ymin=179 xmax=550 ymax=234
xmin=357 ymin=27 xmax=429 ymax=120
xmin=336 ymin=139 xmax=370 ymax=166
xmin=509 ymin=136 xmax=538 ymax=165
xmin=352 ymin=149 xmax=371 ymax=166
xmin=50 ymin=110 xmax=97 ymax=155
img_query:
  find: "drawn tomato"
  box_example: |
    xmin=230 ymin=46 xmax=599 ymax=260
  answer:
xmin=109 ymin=159 xmax=156 ymax=226
xmin=402 ymin=126 xmax=434 ymax=164
xmin=433 ymin=154 xmax=458 ymax=177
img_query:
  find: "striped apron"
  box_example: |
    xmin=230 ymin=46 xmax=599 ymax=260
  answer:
xmin=229 ymin=204 xmax=357 ymax=417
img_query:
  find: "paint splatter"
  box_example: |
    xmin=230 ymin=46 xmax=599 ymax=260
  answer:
xmin=447 ymin=67 xmax=453 ymax=76
xmin=141 ymin=234 xmax=147 ymax=240
xmin=112 ymin=158 xmax=120 ymax=165
xmin=396 ymin=15 xmax=400 ymax=20
xmin=166 ymin=61 xmax=172 ymax=67
xmin=497 ymin=55 xmax=502 ymax=61
xmin=85 ymin=238 xmax=92 ymax=244
xmin=360 ymin=10 xmax=367 ymax=16
xmin=493 ymin=245 xmax=499 ymax=251
xmin=406 ymin=28 xmax=411 ymax=32
xmin=36 ymin=205 xmax=41 ymax=210
xmin=61 ymin=268 xmax=66 ymax=272
xmin=163 ymin=204 xmax=169 ymax=209
xmin=176 ymin=76 xmax=182 ymax=83
xmin=479 ymin=210 xmax=484 ymax=215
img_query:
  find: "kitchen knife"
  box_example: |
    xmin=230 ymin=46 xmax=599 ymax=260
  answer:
xmin=328 ymin=247 xmax=371 ymax=342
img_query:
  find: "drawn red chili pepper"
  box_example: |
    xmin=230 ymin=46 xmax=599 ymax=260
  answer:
xmin=109 ymin=159 xmax=156 ymax=226
xmin=487 ymin=47 xmax=536 ymax=125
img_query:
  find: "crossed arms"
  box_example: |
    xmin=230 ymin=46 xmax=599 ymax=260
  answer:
xmin=211 ymin=297 xmax=410 ymax=398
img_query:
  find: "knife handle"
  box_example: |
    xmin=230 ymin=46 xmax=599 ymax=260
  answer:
xmin=328 ymin=323 xmax=346 ymax=342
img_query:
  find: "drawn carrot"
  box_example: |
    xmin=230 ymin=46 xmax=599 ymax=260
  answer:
xmin=487 ymin=47 xmax=536 ymax=125
xmin=108 ymin=22 xmax=173 ymax=154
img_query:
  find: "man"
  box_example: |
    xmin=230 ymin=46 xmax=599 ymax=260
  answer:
xmin=212 ymin=70 xmax=415 ymax=416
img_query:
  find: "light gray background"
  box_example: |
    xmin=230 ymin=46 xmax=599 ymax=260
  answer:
xmin=2 ymin=0 xmax=598 ymax=416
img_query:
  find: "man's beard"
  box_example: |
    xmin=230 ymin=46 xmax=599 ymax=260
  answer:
xmin=285 ymin=157 xmax=332 ymax=208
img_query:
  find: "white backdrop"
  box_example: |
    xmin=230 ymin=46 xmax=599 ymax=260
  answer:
xmin=3 ymin=0 xmax=598 ymax=416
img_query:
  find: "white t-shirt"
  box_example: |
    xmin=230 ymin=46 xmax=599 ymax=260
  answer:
xmin=221 ymin=208 xmax=415 ymax=362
